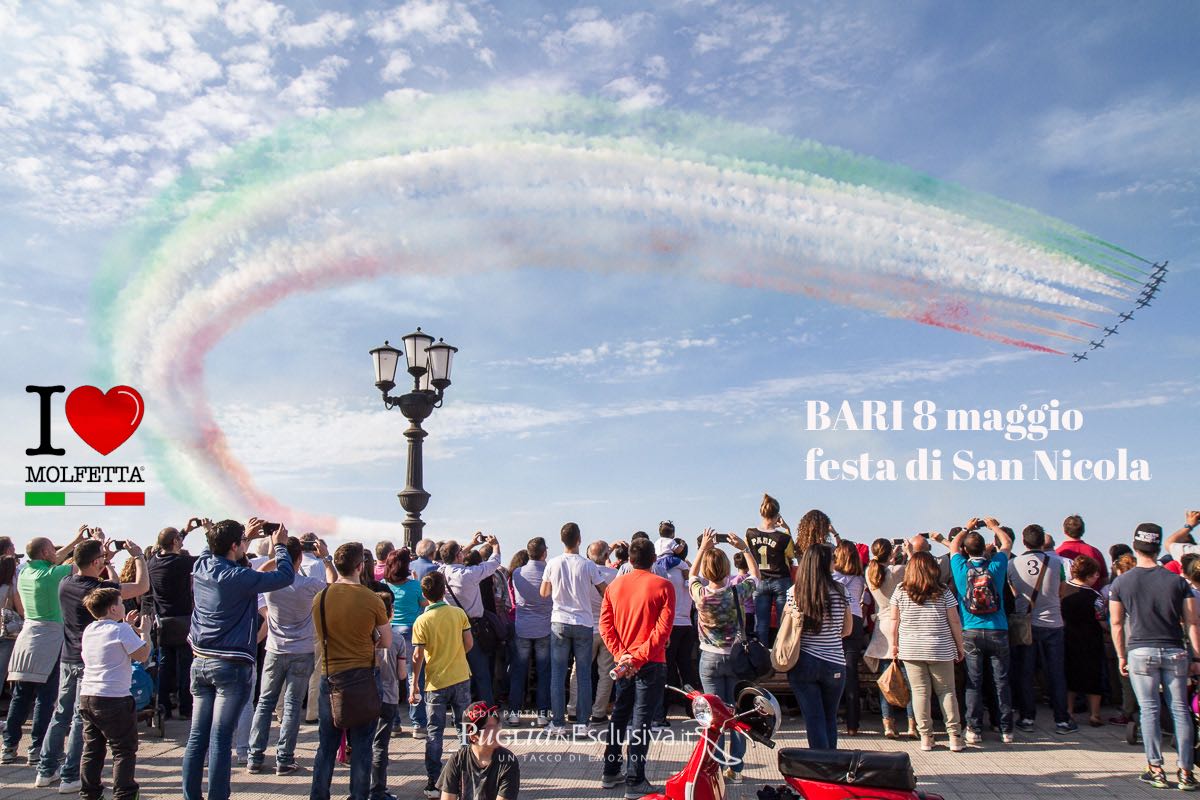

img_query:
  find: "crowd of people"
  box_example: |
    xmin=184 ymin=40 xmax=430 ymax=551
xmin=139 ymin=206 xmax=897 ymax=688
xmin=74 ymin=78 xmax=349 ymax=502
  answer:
xmin=0 ymin=502 xmax=1198 ymax=799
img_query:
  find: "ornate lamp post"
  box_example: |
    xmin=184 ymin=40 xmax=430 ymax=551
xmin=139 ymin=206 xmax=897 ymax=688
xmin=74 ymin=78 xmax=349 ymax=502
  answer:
xmin=370 ymin=328 xmax=458 ymax=549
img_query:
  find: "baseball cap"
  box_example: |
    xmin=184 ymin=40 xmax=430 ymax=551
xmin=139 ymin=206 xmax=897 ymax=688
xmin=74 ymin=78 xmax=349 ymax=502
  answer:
xmin=465 ymin=702 xmax=499 ymax=727
xmin=1133 ymin=522 xmax=1163 ymax=553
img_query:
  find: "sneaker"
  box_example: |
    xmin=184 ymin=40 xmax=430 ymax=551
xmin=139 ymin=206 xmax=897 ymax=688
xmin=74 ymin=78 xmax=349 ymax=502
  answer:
xmin=624 ymin=781 xmax=659 ymax=799
xmin=1017 ymin=718 xmax=1036 ymax=732
xmin=276 ymin=762 xmax=301 ymax=776
xmin=949 ymin=735 xmax=965 ymax=752
xmin=1180 ymin=770 xmax=1199 ymax=792
xmin=589 ymin=715 xmax=609 ymax=726
xmin=601 ymin=773 xmax=624 ymax=789
xmin=36 ymin=768 xmax=61 ymax=787
xmin=246 ymin=761 xmax=264 ymax=775
xmin=1055 ymin=721 xmax=1079 ymax=736
xmin=504 ymin=710 xmax=520 ymax=725
xmin=572 ymin=724 xmax=591 ymax=738
xmin=545 ymin=723 xmax=569 ymax=737
xmin=1001 ymin=732 xmax=1014 ymax=744
xmin=0 ymin=748 xmax=17 ymax=765
xmin=964 ymin=730 xmax=983 ymax=745
xmin=423 ymin=780 xmax=440 ymax=799
xmin=412 ymin=727 xmax=428 ymax=740
xmin=26 ymin=753 xmax=40 ymax=767
xmin=58 ymin=780 xmax=82 ymax=794
xmin=723 ymin=767 xmax=743 ymax=784
xmin=233 ymin=752 xmax=247 ymax=766
xmin=535 ymin=711 xmax=550 ymax=727
xmin=920 ymin=735 xmax=935 ymax=752
xmin=1141 ymin=768 xmax=1170 ymax=789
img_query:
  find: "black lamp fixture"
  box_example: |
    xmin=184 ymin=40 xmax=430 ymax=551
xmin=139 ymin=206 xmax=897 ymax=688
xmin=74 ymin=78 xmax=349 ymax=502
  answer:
xmin=369 ymin=328 xmax=459 ymax=549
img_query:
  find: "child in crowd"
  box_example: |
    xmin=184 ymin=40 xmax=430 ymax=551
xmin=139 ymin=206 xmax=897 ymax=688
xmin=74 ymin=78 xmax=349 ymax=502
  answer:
xmin=79 ymin=586 xmax=151 ymax=800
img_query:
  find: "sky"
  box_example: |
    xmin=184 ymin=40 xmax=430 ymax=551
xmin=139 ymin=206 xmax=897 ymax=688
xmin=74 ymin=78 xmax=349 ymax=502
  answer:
xmin=1 ymin=0 xmax=1198 ymax=560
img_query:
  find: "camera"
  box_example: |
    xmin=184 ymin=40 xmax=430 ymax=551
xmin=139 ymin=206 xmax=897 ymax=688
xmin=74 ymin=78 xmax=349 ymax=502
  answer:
xmin=261 ymin=522 xmax=281 ymax=535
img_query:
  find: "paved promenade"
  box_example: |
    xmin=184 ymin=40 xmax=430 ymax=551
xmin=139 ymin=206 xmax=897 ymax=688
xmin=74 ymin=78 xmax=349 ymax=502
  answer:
xmin=0 ymin=712 xmax=1171 ymax=799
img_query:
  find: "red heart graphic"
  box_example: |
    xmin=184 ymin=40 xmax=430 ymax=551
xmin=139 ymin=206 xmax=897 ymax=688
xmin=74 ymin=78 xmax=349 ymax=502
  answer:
xmin=64 ymin=385 xmax=144 ymax=456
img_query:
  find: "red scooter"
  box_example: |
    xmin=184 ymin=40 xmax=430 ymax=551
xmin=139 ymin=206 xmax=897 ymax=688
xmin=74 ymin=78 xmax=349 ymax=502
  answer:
xmin=642 ymin=684 xmax=944 ymax=800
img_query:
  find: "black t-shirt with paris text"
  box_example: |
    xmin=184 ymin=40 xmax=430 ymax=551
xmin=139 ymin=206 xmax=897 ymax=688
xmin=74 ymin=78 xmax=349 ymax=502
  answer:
xmin=745 ymin=528 xmax=796 ymax=579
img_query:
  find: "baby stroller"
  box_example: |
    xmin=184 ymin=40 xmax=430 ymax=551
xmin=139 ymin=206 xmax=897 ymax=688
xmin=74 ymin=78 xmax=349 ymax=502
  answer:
xmin=134 ymin=589 xmax=167 ymax=738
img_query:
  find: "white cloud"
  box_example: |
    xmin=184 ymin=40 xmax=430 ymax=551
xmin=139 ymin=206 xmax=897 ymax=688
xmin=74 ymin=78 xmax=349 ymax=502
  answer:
xmin=367 ymin=0 xmax=481 ymax=45
xmin=1036 ymin=93 xmax=1200 ymax=176
xmin=644 ymin=54 xmax=669 ymax=79
xmin=280 ymin=12 xmax=355 ymax=48
xmin=380 ymin=50 xmax=414 ymax=83
xmin=541 ymin=12 xmax=650 ymax=60
xmin=277 ymin=55 xmax=349 ymax=113
xmin=602 ymin=76 xmax=667 ymax=112
xmin=111 ymin=82 xmax=158 ymax=111
xmin=223 ymin=0 xmax=284 ymax=38
xmin=692 ymin=31 xmax=729 ymax=54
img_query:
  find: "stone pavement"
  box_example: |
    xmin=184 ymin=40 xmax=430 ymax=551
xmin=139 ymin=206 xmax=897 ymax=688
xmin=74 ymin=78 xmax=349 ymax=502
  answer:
xmin=0 ymin=712 xmax=1177 ymax=799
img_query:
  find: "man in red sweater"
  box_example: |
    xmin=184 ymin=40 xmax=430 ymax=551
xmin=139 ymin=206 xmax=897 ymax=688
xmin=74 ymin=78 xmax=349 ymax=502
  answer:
xmin=1055 ymin=515 xmax=1108 ymax=586
xmin=599 ymin=537 xmax=675 ymax=799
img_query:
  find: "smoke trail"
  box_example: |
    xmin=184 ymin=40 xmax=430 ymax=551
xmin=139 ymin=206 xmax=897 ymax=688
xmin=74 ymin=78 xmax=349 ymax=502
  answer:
xmin=90 ymin=90 xmax=1154 ymax=530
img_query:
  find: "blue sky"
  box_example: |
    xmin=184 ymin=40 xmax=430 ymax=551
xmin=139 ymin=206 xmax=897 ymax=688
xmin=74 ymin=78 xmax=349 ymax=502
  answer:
xmin=1 ymin=1 xmax=1198 ymax=558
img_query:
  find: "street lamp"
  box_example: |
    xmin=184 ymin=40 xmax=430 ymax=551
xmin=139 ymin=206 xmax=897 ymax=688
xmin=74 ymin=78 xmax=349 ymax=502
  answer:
xmin=369 ymin=328 xmax=459 ymax=549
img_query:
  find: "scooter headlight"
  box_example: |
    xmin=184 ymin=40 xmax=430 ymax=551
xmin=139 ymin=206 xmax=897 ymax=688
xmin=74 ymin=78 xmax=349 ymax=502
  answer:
xmin=691 ymin=695 xmax=714 ymax=728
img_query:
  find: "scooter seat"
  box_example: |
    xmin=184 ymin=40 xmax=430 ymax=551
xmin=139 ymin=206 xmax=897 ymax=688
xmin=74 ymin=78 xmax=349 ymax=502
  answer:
xmin=778 ymin=748 xmax=916 ymax=791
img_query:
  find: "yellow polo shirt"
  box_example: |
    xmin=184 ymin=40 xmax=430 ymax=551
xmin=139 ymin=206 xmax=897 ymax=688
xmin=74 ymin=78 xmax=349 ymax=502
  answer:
xmin=412 ymin=601 xmax=471 ymax=692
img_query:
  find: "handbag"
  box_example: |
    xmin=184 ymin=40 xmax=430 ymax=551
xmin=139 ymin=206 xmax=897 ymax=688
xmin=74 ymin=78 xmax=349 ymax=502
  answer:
xmin=319 ymin=588 xmax=381 ymax=730
xmin=1008 ymin=553 xmax=1047 ymax=648
xmin=729 ymin=584 xmax=773 ymax=681
xmin=1 ymin=585 xmax=21 ymax=640
xmin=876 ymin=659 xmax=910 ymax=708
xmin=444 ymin=581 xmax=502 ymax=653
xmin=770 ymin=599 xmax=804 ymax=672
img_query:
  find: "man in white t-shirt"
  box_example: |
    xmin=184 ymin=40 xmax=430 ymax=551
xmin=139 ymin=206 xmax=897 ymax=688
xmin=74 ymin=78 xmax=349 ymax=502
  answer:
xmin=568 ymin=540 xmax=617 ymax=724
xmin=78 ymin=586 xmax=151 ymax=800
xmin=1165 ymin=511 xmax=1200 ymax=564
xmin=540 ymin=523 xmax=607 ymax=736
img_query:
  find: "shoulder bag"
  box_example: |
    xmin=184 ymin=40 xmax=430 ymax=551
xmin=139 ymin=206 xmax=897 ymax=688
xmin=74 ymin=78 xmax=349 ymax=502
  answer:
xmin=728 ymin=582 xmax=773 ymax=680
xmin=319 ymin=587 xmax=381 ymax=730
xmin=1008 ymin=553 xmax=1047 ymax=648
xmin=770 ymin=596 xmax=804 ymax=673
xmin=1 ymin=581 xmax=22 ymax=640
xmin=444 ymin=580 xmax=503 ymax=653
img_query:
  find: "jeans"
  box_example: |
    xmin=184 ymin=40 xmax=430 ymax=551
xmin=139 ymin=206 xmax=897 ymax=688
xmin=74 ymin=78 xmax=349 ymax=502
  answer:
xmin=1128 ymin=647 xmax=1194 ymax=771
xmin=310 ymin=675 xmax=375 ymax=800
xmin=963 ymin=628 xmax=1013 ymax=734
xmin=249 ymin=651 xmax=314 ymax=767
xmin=3 ymin=661 xmax=60 ymax=758
xmin=423 ymin=679 xmax=471 ymax=782
xmin=233 ymin=660 xmax=256 ymax=759
xmin=395 ymin=627 xmax=427 ymax=728
xmin=371 ymin=701 xmax=397 ymax=800
xmin=755 ymin=576 xmax=792 ymax=644
xmin=38 ymin=661 xmax=85 ymax=780
xmin=509 ymin=634 xmax=551 ymax=713
xmin=79 ymin=695 xmax=138 ymax=800
xmin=603 ymin=661 xmax=665 ymax=787
xmin=659 ymin=624 xmax=700 ymax=724
xmin=182 ymin=657 xmax=254 ymax=800
xmin=551 ymin=622 xmax=593 ymax=726
xmin=465 ymin=641 xmax=494 ymax=705
xmin=1012 ymin=625 xmax=1069 ymax=723
xmin=570 ymin=632 xmax=615 ymax=719
xmin=698 ymin=651 xmax=745 ymax=772
xmin=879 ymin=662 xmax=914 ymax=725
xmin=905 ymin=659 xmax=962 ymax=739
xmin=787 ymin=650 xmax=846 ymax=750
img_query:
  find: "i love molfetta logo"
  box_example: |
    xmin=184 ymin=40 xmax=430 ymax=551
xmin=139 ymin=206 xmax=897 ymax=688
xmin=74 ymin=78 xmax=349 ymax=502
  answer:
xmin=24 ymin=385 xmax=147 ymax=507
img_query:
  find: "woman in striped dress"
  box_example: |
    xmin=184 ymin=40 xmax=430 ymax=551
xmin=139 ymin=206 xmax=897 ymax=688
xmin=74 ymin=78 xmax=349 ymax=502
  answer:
xmin=890 ymin=551 xmax=965 ymax=752
xmin=785 ymin=544 xmax=852 ymax=750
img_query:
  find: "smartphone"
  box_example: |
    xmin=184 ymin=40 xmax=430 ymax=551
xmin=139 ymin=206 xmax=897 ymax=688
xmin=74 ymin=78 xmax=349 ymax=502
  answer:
xmin=261 ymin=522 xmax=281 ymax=535
xmin=892 ymin=538 xmax=904 ymax=546
xmin=110 ymin=540 xmax=128 ymax=552
xmin=714 ymin=532 xmax=733 ymax=546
